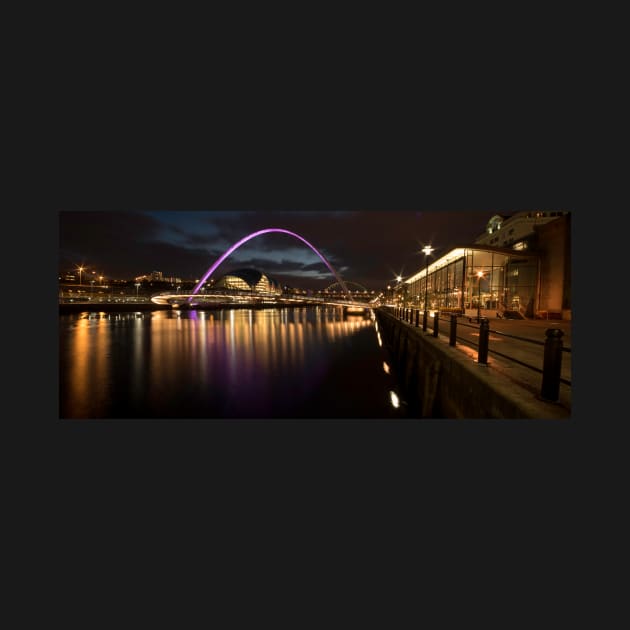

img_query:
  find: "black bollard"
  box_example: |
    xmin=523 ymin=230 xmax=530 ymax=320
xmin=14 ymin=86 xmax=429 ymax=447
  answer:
xmin=541 ymin=328 xmax=564 ymax=402
xmin=415 ymin=309 xmax=420 ymax=327
xmin=449 ymin=314 xmax=457 ymax=346
xmin=422 ymin=310 xmax=428 ymax=332
xmin=433 ymin=312 xmax=439 ymax=337
xmin=477 ymin=318 xmax=489 ymax=364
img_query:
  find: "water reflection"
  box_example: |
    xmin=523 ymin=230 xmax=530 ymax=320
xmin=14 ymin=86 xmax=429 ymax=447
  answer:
xmin=59 ymin=307 xmax=404 ymax=419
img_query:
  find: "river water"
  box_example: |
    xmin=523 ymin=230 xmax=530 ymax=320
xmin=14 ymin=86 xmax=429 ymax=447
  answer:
xmin=59 ymin=307 xmax=407 ymax=419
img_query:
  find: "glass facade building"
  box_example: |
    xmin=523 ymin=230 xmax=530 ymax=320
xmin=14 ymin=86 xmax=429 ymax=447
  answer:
xmin=403 ymin=246 xmax=540 ymax=318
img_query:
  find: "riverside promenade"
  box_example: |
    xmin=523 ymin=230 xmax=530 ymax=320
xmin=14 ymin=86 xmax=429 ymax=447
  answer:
xmin=377 ymin=308 xmax=572 ymax=419
xmin=452 ymin=316 xmax=571 ymax=413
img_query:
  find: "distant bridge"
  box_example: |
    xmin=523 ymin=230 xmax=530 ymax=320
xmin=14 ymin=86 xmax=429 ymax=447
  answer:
xmin=324 ymin=281 xmax=369 ymax=293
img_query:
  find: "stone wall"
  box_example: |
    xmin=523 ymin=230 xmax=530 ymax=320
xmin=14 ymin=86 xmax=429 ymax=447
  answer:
xmin=376 ymin=309 xmax=569 ymax=419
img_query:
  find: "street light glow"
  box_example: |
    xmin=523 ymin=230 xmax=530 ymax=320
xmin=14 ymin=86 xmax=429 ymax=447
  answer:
xmin=389 ymin=391 xmax=400 ymax=408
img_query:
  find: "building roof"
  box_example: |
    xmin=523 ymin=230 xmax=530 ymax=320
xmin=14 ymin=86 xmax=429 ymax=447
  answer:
xmin=217 ymin=268 xmax=281 ymax=290
xmin=404 ymin=245 xmax=539 ymax=285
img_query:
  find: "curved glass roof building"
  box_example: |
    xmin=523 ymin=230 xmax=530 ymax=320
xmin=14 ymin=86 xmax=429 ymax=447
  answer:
xmin=214 ymin=269 xmax=282 ymax=295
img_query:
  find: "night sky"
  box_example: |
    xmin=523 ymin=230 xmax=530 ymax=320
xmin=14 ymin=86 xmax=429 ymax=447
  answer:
xmin=58 ymin=210 xmax=510 ymax=290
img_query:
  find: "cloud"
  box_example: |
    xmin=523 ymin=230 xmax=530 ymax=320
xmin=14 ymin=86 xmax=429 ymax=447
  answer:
xmin=59 ymin=209 xmax=497 ymax=288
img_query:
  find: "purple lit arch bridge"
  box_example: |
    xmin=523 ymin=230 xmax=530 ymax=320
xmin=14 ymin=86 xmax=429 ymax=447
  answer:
xmin=188 ymin=228 xmax=351 ymax=301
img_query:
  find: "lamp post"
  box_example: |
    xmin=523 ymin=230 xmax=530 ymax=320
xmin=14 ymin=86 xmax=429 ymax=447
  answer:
xmin=135 ymin=282 xmax=141 ymax=300
xmin=476 ymin=271 xmax=484 ymax=323
xmin=422 ymin=245 xmax=434 ymax=331
xmin=392 ymin=276 xmax=402 ymax=309
xmin=77 ymin=266 xmax=84 ymax=286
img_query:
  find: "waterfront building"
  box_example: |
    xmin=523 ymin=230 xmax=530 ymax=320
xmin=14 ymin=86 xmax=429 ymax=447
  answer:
xmin=400 ymin=211 xmax=571 ymax=320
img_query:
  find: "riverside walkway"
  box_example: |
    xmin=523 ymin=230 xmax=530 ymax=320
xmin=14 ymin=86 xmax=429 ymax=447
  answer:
xmin=387 ymin=307 xmax=572 ymax=417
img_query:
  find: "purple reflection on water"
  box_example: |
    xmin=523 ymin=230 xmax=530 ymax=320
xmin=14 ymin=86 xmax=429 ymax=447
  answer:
xmin=59 ymin=308 xmax=403 ymax=419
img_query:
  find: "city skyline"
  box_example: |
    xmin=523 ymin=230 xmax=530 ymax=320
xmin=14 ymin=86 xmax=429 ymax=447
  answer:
xmin=59 ymin=209 xmax=509 ymax=290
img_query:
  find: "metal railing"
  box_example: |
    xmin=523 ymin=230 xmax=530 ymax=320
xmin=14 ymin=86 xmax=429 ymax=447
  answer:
xmin=390 ymin=306 xmax=570 ymax=403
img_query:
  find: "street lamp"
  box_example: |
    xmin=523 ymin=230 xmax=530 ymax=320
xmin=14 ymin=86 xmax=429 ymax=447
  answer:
xmin=395 ymin=275 xmax=403 ymax=306
xmin=476 ymin=271 xmax=484 ymax=323
xmin=135 ymin=282 xmax=141 ymax=300
xmin=77 ymin=266 xmax=84 ymax=286
xmin=422 ymin=245 xmax=434 ymax=331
